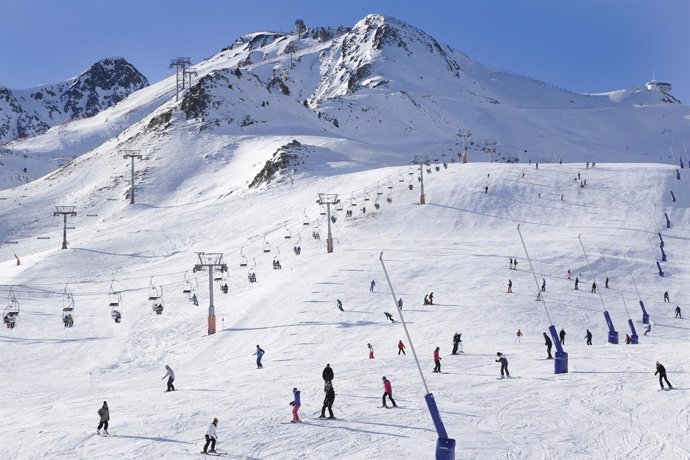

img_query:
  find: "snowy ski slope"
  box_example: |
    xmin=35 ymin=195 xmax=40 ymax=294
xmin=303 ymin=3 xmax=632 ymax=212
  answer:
xmin=1 ymin=158 xmax=689 ymax=459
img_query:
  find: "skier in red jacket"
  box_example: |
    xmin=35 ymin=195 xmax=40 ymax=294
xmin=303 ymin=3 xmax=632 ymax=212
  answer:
xmin=381 ymin=376 xmax=397 ymax=408
xmin=433 ymin=347 xmax=442 ymax=373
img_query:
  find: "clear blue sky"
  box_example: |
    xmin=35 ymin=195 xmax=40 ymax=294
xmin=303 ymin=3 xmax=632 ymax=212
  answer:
xmin=1 ymin=0 xmax=689 ymax=102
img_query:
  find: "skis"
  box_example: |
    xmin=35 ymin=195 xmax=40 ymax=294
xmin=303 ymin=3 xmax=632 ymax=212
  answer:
xmin=200 ymin=452 xmax=226 ymax=456
xmin=378 ymin=406 xmax=399 ymax=409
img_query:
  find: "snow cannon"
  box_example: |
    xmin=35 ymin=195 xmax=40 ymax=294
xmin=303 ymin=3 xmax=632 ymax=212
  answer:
xmin=639 ymin=300 xmax=649 ymax=324
xmin=424 ymin=393 xmax=456 ymax=460
xmin=670 ymin=191 xmax=676 ymax=202
xmin=628 ymin=319 xmax=639 ymax=344
xmin=660 ymin=246 xmax=667 ymax=262
xmin=664 ymin=213 xmax=671 ymax=228
xmin=603 ymin=311 xmax=619 ymax=344
xmin=549 ymin=325 xmax=568 ymax=374
xmin=656 ymin=262 xmax=665 ymax=277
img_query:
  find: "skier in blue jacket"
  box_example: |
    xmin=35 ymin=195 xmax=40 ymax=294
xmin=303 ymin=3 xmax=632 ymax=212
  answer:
xmin=254 ymin=345 xmax=265 ymax=368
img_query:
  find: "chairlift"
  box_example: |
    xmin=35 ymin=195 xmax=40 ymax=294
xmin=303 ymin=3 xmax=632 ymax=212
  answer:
xmin=303 ymin=209 xmax=310 ymax=226
xmin=2 ymin=288 xmax=19 ymax=329
xmin=331 ymin=215 xmax=337 ymax=224
xmin=240 ymin=246 xmax=248 ymax=267
xmin=248 ymin=259 xmax=257 ymax=283
xmin=152 ymin=286 xmax=164 ymax=315
xmin=190 ymin=278 xmax=199 ymax=305
xmin=398 ymin=171 xmax=405 ymax=182
xmin=374 ymin=196 xmax=381 ymax=210
xmin=219 ymin=270 xmax=229 ymax=294
xmin=148 ymin=278 xmax=160 ymax=300
xmin=182 ymin=271 xmax=192 ymax=294
xmin=387 ymin=193 xmax=393 ymax=204
xmin=426 ymin=168 xmax=432 ymax=174
xmin=263 ymin=234 xmax=271 ymax=253
xmin=284 ymin=224 xmax=292 ymax=239
xmin=273 ymin=249 xmax=282 ymax=270
xmin=363 ymin=187 xmax=371 ymax=201
xmin=350 ymin=193 xmax=357 ymax=207
xmin=443 ymin=163 xmax=448 ymax=169
xmin=435 ymin=165 xmax=440 ymax=172
xmin=312 ymin=222 xmax=320 ymax=240
xmin=293 ymin=235 xmax=302 ymax=255
xmin=377 ymin=182 xmax=383 ymax=195
xmin=336 ymin=202 xmax=344 ymax=212
xmin=62 ymin=285 xmax=75 ymax=327
xmin=408 ymin=167 xmax=414 ymax=176
xmin=109 ymin=281 xmax=122 ymax=323
xmin=387 ymin=177 xmax=394 ymax=189
xmin=320 ymin=205 xmax=327 ymax=216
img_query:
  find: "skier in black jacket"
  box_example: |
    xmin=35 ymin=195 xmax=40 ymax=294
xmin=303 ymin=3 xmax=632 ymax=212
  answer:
xmin=543 ymin=332 xmax=553 ymax=359
xmin=559 ymin=328 xmax=566 ymax=345
xmin=655 ymin=362 xmax=673 ymax=390
xmin=322 ymin=364 xmax=334 ymax=383
xmin=496 ymin=352 xmax=509 ymax=378
xmin=319 ymin=381 xmax=336 ymax=419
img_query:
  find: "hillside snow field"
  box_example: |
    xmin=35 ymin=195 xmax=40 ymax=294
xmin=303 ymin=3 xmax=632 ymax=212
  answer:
xmin=1 ymin=159 xmax=689 ymax=459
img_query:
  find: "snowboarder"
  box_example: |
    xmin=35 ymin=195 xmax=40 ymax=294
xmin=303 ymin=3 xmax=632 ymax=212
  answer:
xmin=162 ymin=365 xmax=175 ymax=391
xmin=514 ymin=329 xmax=523 ymax=343
xmin=370 ymin=280 xmax=376 ymax=292
xmin=605 ymin=277 xmax=609 ymax=289
xmin=655 ymin=362 xmax=673 ymax=390
xmin=337 ymin=299 xmax=343 ymax=312
xmin=591 ymin=282 xmax=597 ymax=294
xmin=368 ymin=343 xmax=375 ymax=359
xmin=97 ymin=401 xmax=109 ymax=435
xmin=625 ymin=334 xmax=632 ymax=344
xmin=398 ymin=340 xmax=406 ymax=356
xmin=574 ymin=277 xmax=579 ymax=290
xmin=559 ymin=328 xmax=566 ymax=345
xmin=424 ymin=294 xmax=430 ymax=305
xmin=664 ymin=291 xmax=670 ymax=303
xmin=496 ymin=352 xmax=510 ymax=378
xmin=322 ymin=363 xmax=334 ymax=383
xmin=507 ymin=279 xmax=513 ymax=293
xmin=585 ymin=329 xmax=592 ymax=346
xmin=254 ymin=345 xmax=265 ymax=369
xmin=397 ymin=298 xmax=403 ymax=310
xmin=643 ymin=322 xmax=652 ymax=336
xmin=384 ymin=312 xmax=396 ymax=322
xmin=433 ymin=347 xmax=442 ymax=373
xmin=320 ymin=381 xmax=336 ymax=419
xmin=429 ymin=292 xmax=434 ymax=304
xmin=675 ymin=306 xmax=682 ymax=318
xmin=451 ymin=333 xmax=461 ymax=354
xmin=203 ymin=417 xmax=218 ymax=454
xmin=290 ymin=388 xmax=301 ymax=422
xmin=541 ymin=279 xmax=546 ymax=292
xmin=381 ymin=376 xmax=397 ymax=408
xmin=543 ymin=332 xmax=553 ymax=359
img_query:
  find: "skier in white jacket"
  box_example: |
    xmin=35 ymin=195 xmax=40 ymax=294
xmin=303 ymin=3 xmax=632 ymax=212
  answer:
xmin=203 ymin=418 xmax=218 ymax=454
xmin=162 ymin=365 xmax=175 ymax=392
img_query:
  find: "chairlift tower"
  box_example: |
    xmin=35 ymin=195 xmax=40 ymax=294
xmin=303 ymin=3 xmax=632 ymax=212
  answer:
xmin=412 ymin=155 xmax=429 ymax=204
xmin=122 ymin=150 xmax=143 ymax=204
xmin=169 ymin=57 xmax=192 ymax=101
xmin=53 ymin=206 xmax=77 ymax=249
xmin=458 ymin=129 xmax=472 ymax=163
xmin=183 ymin=67 xmax=198 ymax=88
xmin=317 ymin=193 xmax=339 ymax=253
xmin=485 ymin=139 xmax=496 ymax=163
xmin=193 ymin=252 xmax=227 ymax=335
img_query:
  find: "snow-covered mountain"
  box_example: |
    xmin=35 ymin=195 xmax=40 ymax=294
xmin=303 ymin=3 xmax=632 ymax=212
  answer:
xmin=0 ymin=57 xmax=149 ymax=144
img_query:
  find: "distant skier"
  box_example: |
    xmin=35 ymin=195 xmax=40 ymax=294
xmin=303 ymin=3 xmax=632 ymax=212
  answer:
xmin=664 ymin=291 xmax=670 ymax=303
xmin=513 ymin=259 xmax=518 ymax=270
xmin=509 ymin=257 xmax=513 ymax=269
xmin=429 ymin=292 xmax=434 ymax=304
xmin=397 ymin=298 xmax=403 ymax=310
xmin=254 ymin=345 xmax=265 ymax=369
xmin=203 ymin=417 xmax=218 ymax=454
xmin=496 ymin=352 xmax=510 ymax=378
xmin=370 ymin=280 xmax=376 ymax=292
xmin=543 ymin=332 xmax=553 ymax=359
xmin=567 ymin=269 xmax=571 ymax=280
xmin=433 ymin=347 xmax=442 ymax=373
xmin=96 ymin=401 xmax=109 ymax=435
xmin=368 ymin=343 xmax=375 ymax=359
xmin=574 ymin=277 xmax=579 ymax=290
xmin=643 ymin=322 xmax=653 ymax=336
xmin=655 ymin=362 xmax=673 ymax=390
xmin=585 ymin=329 xmax=592 ymax=346
xmin=675 ymin=306 xmax=682 ymax=318
xmin=290 ymin=388 xmax=301 ymax=422
xmin=541 ymin=279 xmax=546 ymax=292
xmin=451 ymin=333 xmax=462 ymax=355
xmin=507 ymin=279 xmax=513 ymax=293
xmin=162 ymin=365 xmax=175 ymax=391
xmin=514 ymin=329 xmax=523 ymax=343
xmin=384 ymin=312 xmax=395 ymax=322
xmin=381 ymin=376 xmax=397 ymax=408
xmin=424 ymin=294 xmax=430 ymax=305
xmin=398 ymin=340 xmax=406 ymax=356
xmin=322 ymin=363 xmax=334 ymax=383
xmin=625 ymin=334 xmax=632 ymax=344
xmin=591 ymin=282 xmax=597 ymax=294
xmin=559 ymin=328 xmax=566 ymax=345
xmin=319 ymin=381 xmax=336 ymax=419
xmin=337 ymin=299 xmax=343 ymax=312
xmin=605 ymin=277 xmax=609 ymax=289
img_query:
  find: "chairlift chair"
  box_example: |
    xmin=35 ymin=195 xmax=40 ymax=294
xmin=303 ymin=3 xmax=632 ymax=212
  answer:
xmin=263 ymin=234 xmax=271 ymax=253
xmin=182 ymin=271 xmax=192 ymax=294
xmin=2 ymin=288 xmax=19 ymax=329
xmin=62 ymin=286 xmax=75 ymax=327
xmin=109 ymin=283 xmax=123 ymax=324
xmin=364 ymin=187 xmax=370 ymax=201
xmin=320 ymin=205 xmax=327 ymax=216
xmin=240 ymin=246 xmax=248 ymax=267
xmin=435 ymin=165 xmax=440 ymax=172
xmin=284 ymin=225 xmax=292 ymax=239
xmin=387 ymin=193 xmax=393 ymax=204
xmin=336 ymin=202 xmax=344 ymax=212
xmin=248 ymin=259 xmax=257 ymax=283
xmin=398 ymin=171 xmax=405 ymax=182
xmin=408 ymin=167 xmax=414 ymax=176
xmin=152 ymin=286 xmax=164 ymax=315
xmin=350 ymin=193 xmax=357 ymax=207
xmin=148 ymin=278 xmax=160 ymax=301
xmin=303 ymin=209 xmax=310 ymax=226
xmin=443 ymin=163 xmax=448 ymax=169
xmin=377 ymin=183 xmax=383 ymax=195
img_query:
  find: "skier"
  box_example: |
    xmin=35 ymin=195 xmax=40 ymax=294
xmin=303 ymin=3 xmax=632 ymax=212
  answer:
xmin=397 ymin=298 xmax=403 ymax=310
xmin=514 ymin=329 xmax=523 ymax=343
xmin=162 ymin=365 xmax=175 ymax=392
xmin=507 ymin=279 xmax=513 ymax=293
xmin=574 ymin=277 xmax=579 ymax=290
xmin=370 ymin=280 xmax=376 ymax=292
xmin=509 ymin=257 xmax=513 ymax=269
xmin=322 ymin=363 xmax=334 ymax=383
xmin=429 ymin=292 xmax=434 ymax=304
xmin=643 ymin=322 xmax=653 ymax=336
xmin=567 ymin=269 xmax=571 ymax=280
xmin=319 ymin=381 xmax=336 ymax=419
xmin=605 ymin=277 xmax=609 ymax=289
xmin=433 ymin=347 xmax=442 ymax=373
xmin=625 ymin=334 xmax=632 ymax=344
xmin=591 ymin=282 xmax=597 ymax=294
xmin=485 ymin=186 xmax=488 ymax=194
xmin=384 ymin=312 xmax=396 ymax=322
xmin=398 ymin=340 xmax=406 ymax=356
xmin=290 ymin=388 xmax=301 ymax=422
xmin=541 ymin=279 xmax=546 ymax=292
xmin=254 ymin=345 xmax=265 ymax=369
xmin=202 ymin=417 xmax=218 ymax=454
xmin=664 ymin=291 xmax=670 ymax=303
xmin=496 ymin=352 xmax=510 ymax=378
xmin=96 ymin=401 xmax=109 ymax=435
xmin=424 ymin=294 xmax=430 ymax=305
xmin=675 ymin=306 xmax=682 ymax=318
xmin=655 ymin=362 xmax=673 ymax=390
xmin=513 ymin=259 xmax=518 ymax=270
xmin=381 ymin=376 xmax=397 ymax=408
xmin=337 ymin=299 xmax=343 ymax=312
xmin=543 ymin=332 xmax=553 ymax=359
xmin=585 ymin=329 xmax=592 ymax=346
xmin=559 ymin=328 xmax=566 ymax=345
xmin=368 ymin=343 xmax=375 ymax=359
